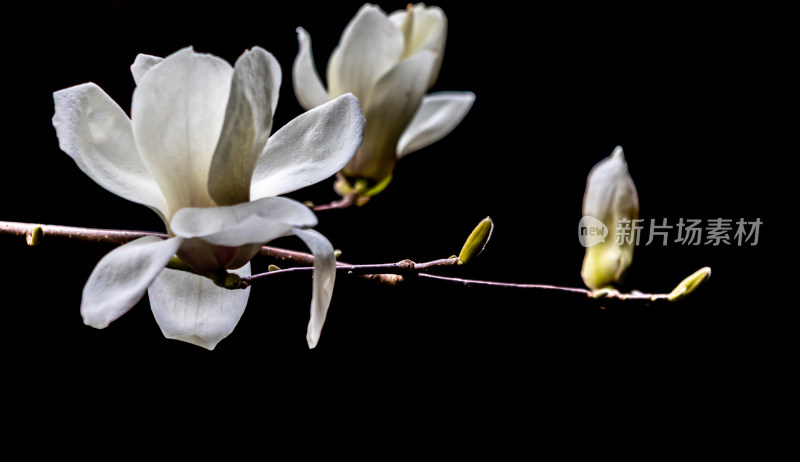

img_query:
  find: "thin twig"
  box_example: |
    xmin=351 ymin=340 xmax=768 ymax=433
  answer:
xmin=241 ymin=257 xmax=460 ymax=287
xmin=0 ymin=220 xmax=678 ymax=303
xmin=2 ymin=221 xmax=328 ymax=266
xmin=311 ymin=192 xmax=358 ymax=212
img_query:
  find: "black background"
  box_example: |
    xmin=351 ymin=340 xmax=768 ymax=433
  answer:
xmin=2 ymin=0 xmax=787 ymax=443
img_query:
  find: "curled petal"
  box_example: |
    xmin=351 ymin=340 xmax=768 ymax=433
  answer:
xmin=130 ymin=54 xmax=163 ymax=85
xmin=81 ymin=236 xmax=183 ymax=329
xmin=292 ymin=27 xmax=330 ymax=111
xmin=396 ymin=91 xmax=475 ymax=159
xmin=251 ymin=93 xmax=365 ymax=200
xmin=53 ymin=83 xmax=169 ymax=216
xmin=327 ymin=4 xmax=404 ymax=101
xmin=208 ymin=47 xmax=282 ymax=206
xmin=170 ymin=196 xmax=317 ymax=247
xmin=292 ymin=228 xmax=336 ymax=349
xmin=148 ymin=263 xmax=251 ymax=350
xmin=391 ymin=4 xmax=448 ymax=88
xmin=131 ymin=47 xmax=233 ymax=217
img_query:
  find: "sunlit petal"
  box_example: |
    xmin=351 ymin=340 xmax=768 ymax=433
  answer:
xmin=131 ymin=47 xmax=233 ymax=217
xmin=130 ymin=53 xmax=163 ymax=85
xmin=327 ymin=4 xmax=404 ymax=102
xmin=396 ymin=91 xmax=474 ymax=158
xmin=53 ymin=83 xmax=169 ymax=216
xmin=251 ymin=94 xmax=364 ymax=199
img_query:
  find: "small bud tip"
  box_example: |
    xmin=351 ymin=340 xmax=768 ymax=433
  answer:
xmin=668 ymin=267 xmax=711 ymax=302
xmin=26 ymin=226 xmax=43 ymax=246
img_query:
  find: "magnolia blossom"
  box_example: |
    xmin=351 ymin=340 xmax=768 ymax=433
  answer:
xmin=581 ymin=146 xmax=639 ymax=290
xmin=53 ymin=47 xmax=365 ymax=349
xmin=293 ymin=3 xmax=475 ymax=186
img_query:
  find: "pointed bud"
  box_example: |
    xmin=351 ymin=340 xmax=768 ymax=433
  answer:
xmin=26 ymin=226 xmax=43 ymax=246
xmin=458 ymin=217 xmax=494 ymax=264
xmin=268 ymin=264 xmax=281 ymax=272
xmin=667 ymin=267 xmax=711 ymax=302
xmin=334 ymin=250 xmax=342 ymax=259
xmin=580 ymin=146 xmax=639 ymax=290
xmin=591 ymin=287 xmax=616 ymax=299
xmin=223 ymin=273 xmax=242 ymax=289
xmin=333 ymin=175 xmax=353 ymax=197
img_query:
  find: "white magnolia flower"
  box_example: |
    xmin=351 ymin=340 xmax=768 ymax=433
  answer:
xmin=293 ymin=3 xmax=475 ymax=186
xmin=581 ymin=146 xmax=639 ymax=290
xmin=53 ymin=47 xmax=365 ymax=349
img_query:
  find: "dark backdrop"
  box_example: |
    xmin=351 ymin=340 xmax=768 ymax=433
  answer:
xmin=2 ymin=0 xmax=785 ymax=441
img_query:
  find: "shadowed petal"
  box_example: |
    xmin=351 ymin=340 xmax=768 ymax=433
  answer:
xmin=292 ymin=228 xmax=336 ymax=349
xmin=292 ymin=27 xmax=329 ymax=110
xmin=390 ymin=4 xmax=447 ymax=88
xmin=345 ymin=50 xmax=437 ymax=180
xmin=148 ymin=263 xmax=251 ymax=350
xmin=208 ymin=47 xmax=282 ymax=206
xmin=170 ymin=196 xmax=317 ymax=247
xmin=81 ymin=236 xmax=183 ymax=329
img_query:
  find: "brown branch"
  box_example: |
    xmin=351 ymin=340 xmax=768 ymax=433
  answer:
xmin=0 ymin=220 xmax=691 ymax=303
xmin=241 ymin=257 xmax=461 ymax=287
xmin=2 ymin=221 xmax=338 ymax=268
xmin=311 ymin=192 xmax=358 ymax=212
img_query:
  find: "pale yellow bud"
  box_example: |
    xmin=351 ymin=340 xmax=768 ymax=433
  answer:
xmin=667 ymin=267 xmax=712 ymax=301
xmin=581 ymin=147 xmax=639 ymax=290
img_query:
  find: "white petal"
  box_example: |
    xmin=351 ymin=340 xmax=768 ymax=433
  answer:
xmin=396 ymin=91 xmax=475 ymax=158
xmin=327 ymin=4 xmax=404 ymax=102
xmin=250 ymin=94 xmax=365 ymax=200
xmin=292 ymin=28 xmax=330 ymax=111
xmin=131 ymin=47 xmax=233 ymax=218
xmin=345 ymin=50 xmax=437 ymax=180
xmin=292 ymin=228 xmax=336 ymax=349
xmin=401 ymin=4 xmax=447 ymax=88
xmin=170 ymin=196 xmax=317 ymax=247
xmin=148 ymin=263 xmax=251 ymax=350
xmin=583 ymin=146 xmax=639 ymax=223
xmin=53 ymin=83 xmax=169 ymax=216
xmin=81 ymin=236 xmax=183 ymax=329
xmin=208 ymin=47 xmax=281 ymax=206
xmin=130 ymin=54 xmax=163 ymax=85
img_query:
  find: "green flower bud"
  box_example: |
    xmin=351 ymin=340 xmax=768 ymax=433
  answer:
xmin=458 ymin=217 xmax=494 ymax=264
xmin=667 ymin=267 xmax=711 ymax=302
